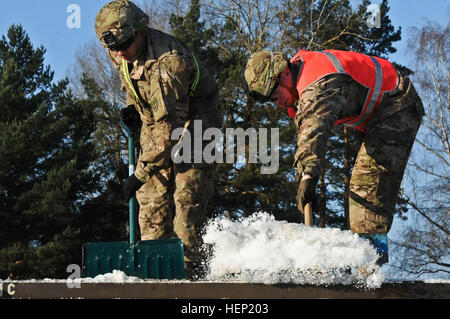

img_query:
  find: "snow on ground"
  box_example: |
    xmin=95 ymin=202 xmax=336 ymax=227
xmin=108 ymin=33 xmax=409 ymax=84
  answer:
xmin=77 ymin=269 xmax=144 ymax=283
xmin=202 ymin=212 xmax=384 ymax=288
xmin=0 ymin=270 xmax=147 ymax=284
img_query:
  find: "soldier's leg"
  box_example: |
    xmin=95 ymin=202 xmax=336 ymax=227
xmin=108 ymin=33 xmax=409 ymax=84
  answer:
xmin=135 ymin=167 xmax=175 ymax=240
xmin=173 ymin=164 xmax=214 ymax=275
xmin=349 ymin=77 xmax=423 ymax=235
xmin=349 ymin=142 xmax=395 ymax=234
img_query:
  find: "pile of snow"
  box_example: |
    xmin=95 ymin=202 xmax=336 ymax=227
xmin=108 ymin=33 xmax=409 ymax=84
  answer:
xmin=78 ymin=269 xmax=144 ymax=283
xmin=202 ymin=212 xmax=384 ymax=288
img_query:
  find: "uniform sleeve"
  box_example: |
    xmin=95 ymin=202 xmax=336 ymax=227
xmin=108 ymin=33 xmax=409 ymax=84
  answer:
xmin=293 ymin=80 xmax=341 ymax=179
xmin=134 ymin=52 xmax=195 ymax=182
xmin=125 ymin=93 xmax=136 ymax=108
xmin=134 ymin=120 xmax=173 ymax=182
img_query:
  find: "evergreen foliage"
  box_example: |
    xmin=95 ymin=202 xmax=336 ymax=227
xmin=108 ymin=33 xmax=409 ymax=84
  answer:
xmin=0 ymin=25 xmax=126 ymax=279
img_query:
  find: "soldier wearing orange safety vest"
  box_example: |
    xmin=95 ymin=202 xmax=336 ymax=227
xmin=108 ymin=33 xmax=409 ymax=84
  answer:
xmin=242 ymin=50 xmax=424 ymax=265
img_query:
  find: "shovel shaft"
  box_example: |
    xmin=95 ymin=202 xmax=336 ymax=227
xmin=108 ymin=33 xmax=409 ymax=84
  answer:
xmin=304 ymin=202 xmax=313 ymax=226
xmin=128 ymin=133 xmax=136 ymax=246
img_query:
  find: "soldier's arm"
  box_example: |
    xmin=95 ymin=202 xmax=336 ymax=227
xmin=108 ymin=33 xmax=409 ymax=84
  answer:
xmin=293 ymin=83 xmax=341 ymax=179
xmin=134 ymin=52 xmax=196 ymax=182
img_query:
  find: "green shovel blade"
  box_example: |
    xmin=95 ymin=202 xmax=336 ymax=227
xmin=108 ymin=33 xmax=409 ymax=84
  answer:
xmin=82 ymin=117 xmax=185 ymax=280
xmin=82 ymin=238 xmax=185 ymax=279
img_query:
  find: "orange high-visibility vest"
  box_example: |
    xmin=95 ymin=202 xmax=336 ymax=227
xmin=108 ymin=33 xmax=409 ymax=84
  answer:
xmin=289 ymin=50 xmax=399 ymax=132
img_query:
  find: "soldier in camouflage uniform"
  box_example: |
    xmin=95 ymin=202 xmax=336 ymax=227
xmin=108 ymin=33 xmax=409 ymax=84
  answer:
xmin=242 ymin=50 xmax=424 ymax=264
xmin=95 ymin=0 xmax=222 ymax=277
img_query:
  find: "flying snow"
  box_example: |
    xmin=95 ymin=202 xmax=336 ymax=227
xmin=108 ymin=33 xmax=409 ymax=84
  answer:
xmin=202 ymin=212 xmax=384 ymax=288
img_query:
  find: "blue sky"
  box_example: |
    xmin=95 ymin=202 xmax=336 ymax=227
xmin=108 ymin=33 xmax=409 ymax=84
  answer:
xmin=0 ymin=0 xmax=106 ymax=81
xmin=0 ymin=0 xmax=449 ymax=82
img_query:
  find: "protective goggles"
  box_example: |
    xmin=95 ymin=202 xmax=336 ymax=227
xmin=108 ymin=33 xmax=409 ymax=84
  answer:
xmin=102 ymin=31 xmax=135 ymax=52
xmin=248 ymin=79 xmax=279 ymax=103
xmin=248 ymin=90 xmax=270 ymax=102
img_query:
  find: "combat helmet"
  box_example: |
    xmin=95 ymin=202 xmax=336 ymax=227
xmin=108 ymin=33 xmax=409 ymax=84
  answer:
xmin=95 ymin=0 xmax=149 ymax=50
xmin=243 ymin=51 xmax=288 ymax=102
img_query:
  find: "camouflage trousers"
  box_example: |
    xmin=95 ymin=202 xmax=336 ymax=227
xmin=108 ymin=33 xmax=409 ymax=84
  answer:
xmin=349 ymin=75 xmax=424 ymax=234
xmin=135 ymin=163 xmax=214 ymax=264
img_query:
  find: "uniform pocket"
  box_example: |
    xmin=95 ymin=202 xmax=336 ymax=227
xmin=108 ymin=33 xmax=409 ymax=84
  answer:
xmin=146 ymin=78 xmax=168 ymax=122
xmin=143 ymin=59 xmax=171 ymax=122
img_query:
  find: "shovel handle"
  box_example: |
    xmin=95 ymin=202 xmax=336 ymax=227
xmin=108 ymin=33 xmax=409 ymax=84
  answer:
xmin=127 ymin=130 xmax=136 ymax=246
xmin=304 ymin=202 xmax=313 ymax=226
xmin=120 ymin=115 xmax=138 ymax=246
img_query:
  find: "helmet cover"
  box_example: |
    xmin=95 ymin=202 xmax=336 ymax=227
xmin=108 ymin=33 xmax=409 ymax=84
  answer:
xmin=95 ymin=0 xmax=149 ymax=49
xmin=243 ymin=51 xmax=288 ymax=98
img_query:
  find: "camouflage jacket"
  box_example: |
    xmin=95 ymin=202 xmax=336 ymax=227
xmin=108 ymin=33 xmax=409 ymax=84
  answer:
xmin=293 ymin=72 xmax=420 ymax=180
xmin=109 ymin=28 xmax=221 ymax=182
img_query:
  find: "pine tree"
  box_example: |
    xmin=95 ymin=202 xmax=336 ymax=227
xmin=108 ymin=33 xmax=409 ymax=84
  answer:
xmin=76 ymin=74 xmax=129 ymax=244
xmin=0 ymin=25 xmax=103 ymax=279
xmin=169 ymin=0 xmax=215 ymax=63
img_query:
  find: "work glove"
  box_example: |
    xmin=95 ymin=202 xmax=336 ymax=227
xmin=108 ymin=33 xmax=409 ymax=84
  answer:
xmin=297 ymin=176 xmax=318 ymax=214
xmin=120 ymin=105 xmax=141 ymax=131
xmin=123 ymin=174 xmax=144 ymax=203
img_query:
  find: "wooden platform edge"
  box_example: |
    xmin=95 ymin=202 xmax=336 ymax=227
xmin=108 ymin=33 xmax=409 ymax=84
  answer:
xmin=1 ymin=281 xmax=449 ymax=299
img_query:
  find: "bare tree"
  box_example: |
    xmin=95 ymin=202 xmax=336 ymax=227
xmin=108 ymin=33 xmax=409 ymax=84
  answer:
xmin=203 ymin=0 xmax=279 ymax=53
xmin=389 ymin=20 xmax=450 ymax=278
xmin=202 ymin=0 xmax=374 ymax=54
xmin=139 ymin=0 xmax=191 ymax=32
xmin=69 ymin=39 xmax=125 ymax=104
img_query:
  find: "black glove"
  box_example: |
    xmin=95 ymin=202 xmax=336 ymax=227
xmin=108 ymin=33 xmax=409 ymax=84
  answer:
xmin=123 ymin=174 xmax=144 ymax=203
xmin=297 ymin=177 xmax=318 ymax=214
xmin=120 ymin=105 xmax=141 ymax=131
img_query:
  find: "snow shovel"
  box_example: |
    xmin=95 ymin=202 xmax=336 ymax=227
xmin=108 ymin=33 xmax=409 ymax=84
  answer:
xmin=304 ymin=202 xmax=313 ymax=226
xmin=82 ymin=117 xmax=185 ymax=279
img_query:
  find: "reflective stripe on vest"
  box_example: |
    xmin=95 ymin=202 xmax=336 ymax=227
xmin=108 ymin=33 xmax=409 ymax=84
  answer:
xmin=344 ymin=56 xmax=383 ymax=129
xmin=326 ymin=53 xmax=383 ymax=129
xmin=122 ymin=52 xmax=200 ymax=108
xmin=122 ymin=60 xmax=145 ymax=107
xmin=291 ymin=50 xmax=398 ymax=132
xmin=189 ymin=52 xmax=200 ymax=96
